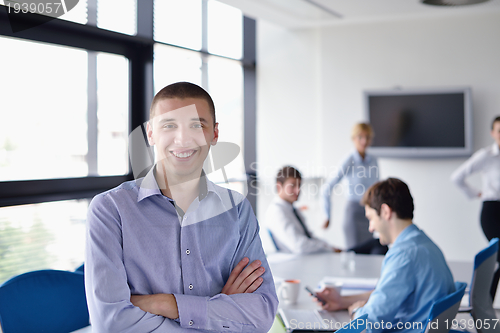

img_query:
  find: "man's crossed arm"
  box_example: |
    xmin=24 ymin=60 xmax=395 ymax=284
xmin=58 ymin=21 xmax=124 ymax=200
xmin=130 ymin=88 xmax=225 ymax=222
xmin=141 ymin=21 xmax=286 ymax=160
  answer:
xmin=130 ymin=257 xmax=265 ymax=319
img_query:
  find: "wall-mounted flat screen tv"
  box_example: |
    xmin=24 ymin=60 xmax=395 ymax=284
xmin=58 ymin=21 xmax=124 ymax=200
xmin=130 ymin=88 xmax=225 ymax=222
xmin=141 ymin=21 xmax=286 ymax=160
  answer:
xmin=364 ymin=87 xmax=473 ymax=158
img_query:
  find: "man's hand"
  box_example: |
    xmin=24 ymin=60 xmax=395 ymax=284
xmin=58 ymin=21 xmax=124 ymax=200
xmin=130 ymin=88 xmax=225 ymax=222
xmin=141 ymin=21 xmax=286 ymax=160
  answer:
xmin=314 ymin=287 xmax=345 ymax=312
xmin=313 ymin=289 xmax=372 ymax=313
xmin=221 ymin=257 xmax=265 ymax=295
xmin=130 ymin=294 xmax=179 ymax=319
xmin=348 ymin=300 xmax=367 ymax=318
xmin=323 ymin=219 xmax=330 ymax=229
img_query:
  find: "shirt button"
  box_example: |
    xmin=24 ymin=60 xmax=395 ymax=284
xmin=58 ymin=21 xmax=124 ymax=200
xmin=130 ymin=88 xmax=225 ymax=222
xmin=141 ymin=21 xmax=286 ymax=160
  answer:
xmin=189 ymin=320 xmax=194 ymax=326
xmin=189 ymin=284 xmax=193 ymax=290
xmin=186 ymin=249 xmax=190 ymax=255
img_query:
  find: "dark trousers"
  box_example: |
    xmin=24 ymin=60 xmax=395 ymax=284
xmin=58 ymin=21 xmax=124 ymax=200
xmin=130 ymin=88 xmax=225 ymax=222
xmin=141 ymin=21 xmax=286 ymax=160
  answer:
xmin=480 ymin=201 xmax=500 ymax=300
xmin=349 ymin=238 xmax=388 ymax=255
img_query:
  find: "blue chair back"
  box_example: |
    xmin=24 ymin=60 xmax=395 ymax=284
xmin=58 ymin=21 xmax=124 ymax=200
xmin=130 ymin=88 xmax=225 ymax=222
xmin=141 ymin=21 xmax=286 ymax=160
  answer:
xmin=75 ymin=263 xmax=85 ymax=273
xmin=469 ymin=238 xmax=500 ymax=333
xmin=337 ymin=313 xmax=368 ymax=333
xmin=0 ymin=269 xmax=90 ymax=333
xmin=474 ymin=238 xmax=499 ymax=271
xmin=424 ymin=281 xmax=467 ymax=333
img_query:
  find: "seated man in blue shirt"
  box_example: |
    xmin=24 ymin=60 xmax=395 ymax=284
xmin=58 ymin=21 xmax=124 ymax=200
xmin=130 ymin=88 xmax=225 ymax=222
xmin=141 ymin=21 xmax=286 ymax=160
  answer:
xmin=85 ymin=82 xmax=278 ymax=332
xmin=315 ymin=178 xmax=455 ymax=333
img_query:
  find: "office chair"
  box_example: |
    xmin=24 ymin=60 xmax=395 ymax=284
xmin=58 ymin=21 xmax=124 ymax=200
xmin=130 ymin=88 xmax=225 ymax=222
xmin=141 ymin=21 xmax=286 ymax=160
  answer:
xmin=423 ymin=281 xmax=467 ymax=333
xmin=337 ymin=313 xmax=368 ymax=333
xmin=459 ymin=238 xmax=500 ymax=333
xmin=0 ymin=269 xmax=90 ymax=333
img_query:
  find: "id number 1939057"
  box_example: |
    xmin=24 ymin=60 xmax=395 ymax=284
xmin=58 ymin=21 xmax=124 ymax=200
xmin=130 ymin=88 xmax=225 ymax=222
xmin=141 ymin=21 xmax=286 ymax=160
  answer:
xmin=6 ymin=2 xmax=65 ymax=15
xmin=444 ymin=318 xmax=499 ymax=330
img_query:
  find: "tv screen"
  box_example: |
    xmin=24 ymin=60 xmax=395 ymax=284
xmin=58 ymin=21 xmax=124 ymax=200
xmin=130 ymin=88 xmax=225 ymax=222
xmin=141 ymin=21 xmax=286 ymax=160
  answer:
xmin=364 ymin=88 xmax=473 ymax=158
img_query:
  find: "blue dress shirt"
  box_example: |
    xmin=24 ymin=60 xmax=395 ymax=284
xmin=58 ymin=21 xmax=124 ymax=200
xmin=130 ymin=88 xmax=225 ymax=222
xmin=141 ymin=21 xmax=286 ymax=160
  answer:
xmin=322 ymin=151 xmax=379 ymax=219
xmin=85 ymin=167 xmax=278 ymax=332
xmin=355 ymin=224 xmax=455 ymax=333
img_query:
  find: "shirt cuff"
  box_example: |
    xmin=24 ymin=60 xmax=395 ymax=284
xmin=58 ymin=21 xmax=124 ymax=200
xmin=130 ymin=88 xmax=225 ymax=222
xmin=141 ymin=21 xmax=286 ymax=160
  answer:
xmin=353 ymin=306 xmax=366 ymax=319
xmin=174 ymin=294 xmax=209 ymax=329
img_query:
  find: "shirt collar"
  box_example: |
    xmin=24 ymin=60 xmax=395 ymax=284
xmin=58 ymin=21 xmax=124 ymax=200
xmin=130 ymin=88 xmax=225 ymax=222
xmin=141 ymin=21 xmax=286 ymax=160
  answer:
xmin=137 ymin=166 xmax=212 ymax=203
xmin=274 ymin=195 xmax=295 ymax=208
xmin=392 ymin=223 xmax=418 ymax=247
xmin=353 ymin=150 xmax=371 ymax=163
xmin=137 ymin=166 xmax=163 ymax=202
xmin=492 ymin=143 xmax=500 ymax=156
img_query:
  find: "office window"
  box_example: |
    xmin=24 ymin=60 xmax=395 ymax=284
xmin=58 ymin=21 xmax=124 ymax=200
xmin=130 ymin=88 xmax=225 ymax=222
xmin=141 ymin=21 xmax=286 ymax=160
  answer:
xmin=0 ymin=199 xmax=88 ymax=283
xmin=154 ymin=44 xmax=203 ymax=93
xmin=154 ymin=0 xmax=202 ymax=51
xmin=0 ymin=0 xmax=255 ymax=282
xmin=207 ymin=56 xmax=245 ymax=185
xmin=0 ymin=36 xmax=88 ymax=181
xmin=96 ymin=52 xmax=130 ymax=176
xmin=207 ymin=0 xmax=242 ymax=59
xmin=97 ymin=0 xmax=137 ymax=35
xmin=0 ymin=36 xmax=129 ymax=181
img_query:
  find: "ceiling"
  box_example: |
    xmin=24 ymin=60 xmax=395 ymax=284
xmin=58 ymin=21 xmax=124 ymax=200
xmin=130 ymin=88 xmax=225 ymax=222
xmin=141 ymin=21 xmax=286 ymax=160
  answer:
xmin=218 ymin=0 xmax=500 ymax=28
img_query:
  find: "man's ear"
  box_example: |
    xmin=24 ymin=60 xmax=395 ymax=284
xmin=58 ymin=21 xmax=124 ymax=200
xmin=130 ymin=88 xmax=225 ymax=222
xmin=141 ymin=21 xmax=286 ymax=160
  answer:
xmin=211 ymin=122 xmax=219 ymax=146
xmin=146 ymin=121 xmax=154 ymax=146
xmin=380 ymin=203 xmax=392 ymax=221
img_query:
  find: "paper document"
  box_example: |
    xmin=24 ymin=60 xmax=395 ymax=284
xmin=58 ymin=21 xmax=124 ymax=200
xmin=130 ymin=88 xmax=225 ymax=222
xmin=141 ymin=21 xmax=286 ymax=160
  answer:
xmin=317 ymin=277 xmax=378 ymax=295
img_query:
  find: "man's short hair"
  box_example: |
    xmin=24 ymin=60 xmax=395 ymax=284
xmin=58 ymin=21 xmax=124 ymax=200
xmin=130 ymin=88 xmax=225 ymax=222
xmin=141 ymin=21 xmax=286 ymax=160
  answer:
xmin=492 ymin=116 xmax=500 ymax=130
xmin=361 ymin=178 xmax=414 ymax=220
xmin=276 ymin=166 xmax=301 ymax=184
xmin=150 ymin=82 xmax=216 ymax=126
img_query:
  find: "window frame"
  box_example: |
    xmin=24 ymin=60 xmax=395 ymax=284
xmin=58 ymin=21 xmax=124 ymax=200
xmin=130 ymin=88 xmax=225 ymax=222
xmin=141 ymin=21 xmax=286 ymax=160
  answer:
xmin=0 ymin=1 xmax=257 ymax=210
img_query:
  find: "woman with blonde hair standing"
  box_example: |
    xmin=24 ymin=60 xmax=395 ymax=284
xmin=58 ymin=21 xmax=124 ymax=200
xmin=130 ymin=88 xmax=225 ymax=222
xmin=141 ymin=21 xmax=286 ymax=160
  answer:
xmin=322 ymin=123 xmax=382 ymax=251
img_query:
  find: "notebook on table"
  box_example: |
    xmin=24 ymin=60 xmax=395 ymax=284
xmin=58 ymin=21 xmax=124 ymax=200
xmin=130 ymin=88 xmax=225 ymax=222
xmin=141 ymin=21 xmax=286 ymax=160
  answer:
xmin=278 ymin=308 xmax=340 ymax=332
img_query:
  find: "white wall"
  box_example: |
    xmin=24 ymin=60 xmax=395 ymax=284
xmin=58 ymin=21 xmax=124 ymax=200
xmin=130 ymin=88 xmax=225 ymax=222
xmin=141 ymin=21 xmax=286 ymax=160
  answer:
xmin=257 ymin=11 xmax=500 ymax=261
xmin=256 ymin=21 xmax=325 ymax=252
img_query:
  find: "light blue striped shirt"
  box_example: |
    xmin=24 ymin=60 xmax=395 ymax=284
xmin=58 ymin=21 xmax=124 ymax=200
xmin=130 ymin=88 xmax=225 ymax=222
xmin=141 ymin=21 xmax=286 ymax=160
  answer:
xmin=85 ymin=167 xmax=278 ymax=332
xmin=355 ymin=224 xmax=455 ymax=333
xmin=322 ymin=150 xmax=379 ymax=219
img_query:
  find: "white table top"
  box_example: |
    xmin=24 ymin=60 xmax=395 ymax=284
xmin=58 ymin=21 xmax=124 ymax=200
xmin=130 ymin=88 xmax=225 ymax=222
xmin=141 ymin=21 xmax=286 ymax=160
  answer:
xmin=268 ymin=252 xmax=473 ymax=309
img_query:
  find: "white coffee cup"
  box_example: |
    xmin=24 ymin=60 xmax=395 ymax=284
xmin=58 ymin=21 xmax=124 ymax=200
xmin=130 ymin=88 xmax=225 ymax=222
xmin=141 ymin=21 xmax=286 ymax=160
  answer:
xmin=279 ymin=279 xmax=301 ymax=304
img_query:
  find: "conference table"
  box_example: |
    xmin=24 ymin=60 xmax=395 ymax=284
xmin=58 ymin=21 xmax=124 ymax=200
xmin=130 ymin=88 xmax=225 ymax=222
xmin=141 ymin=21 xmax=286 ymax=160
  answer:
xmin=268 ymin=251 xmax=472 ymax=303
xmin=71 ymin=252 xmax=473 ymax=333
xmin=267 ymin=252 xmax=473 ymax=333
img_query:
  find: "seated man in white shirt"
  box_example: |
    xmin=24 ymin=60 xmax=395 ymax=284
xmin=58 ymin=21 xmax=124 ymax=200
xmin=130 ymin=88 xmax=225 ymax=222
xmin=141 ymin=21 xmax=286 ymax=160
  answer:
xmin=266 ymin=166 xmax=338 ymax=254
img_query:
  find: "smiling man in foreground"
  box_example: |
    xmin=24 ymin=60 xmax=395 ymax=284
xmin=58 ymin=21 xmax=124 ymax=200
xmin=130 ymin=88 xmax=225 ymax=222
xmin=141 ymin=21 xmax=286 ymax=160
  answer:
xmin=85 ymin=82 xmax=278 ymax=332
xmin=315 ymin=178 xmax=455 ymax=333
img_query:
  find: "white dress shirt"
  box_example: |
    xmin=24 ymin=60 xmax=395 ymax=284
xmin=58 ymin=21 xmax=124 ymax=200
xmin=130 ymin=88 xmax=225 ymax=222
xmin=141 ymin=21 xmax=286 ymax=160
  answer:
xmin=451 ymin=143 xmax=500 ymax=201
xmin=265 ymin=197 xmax=332 ymax=254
